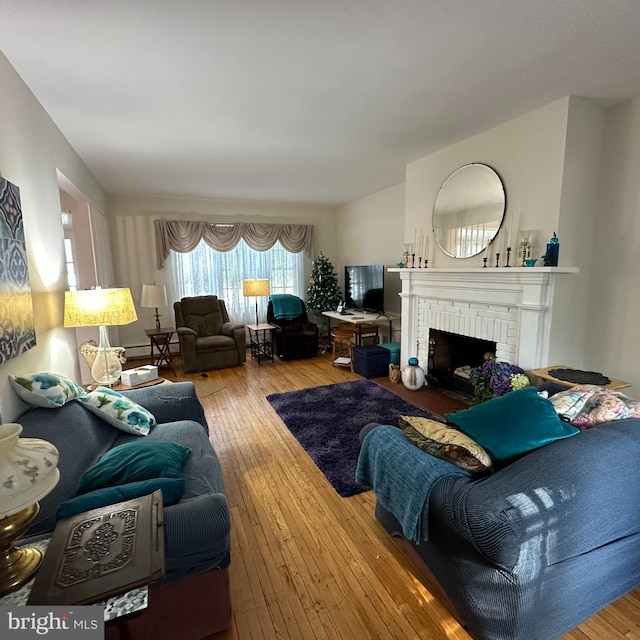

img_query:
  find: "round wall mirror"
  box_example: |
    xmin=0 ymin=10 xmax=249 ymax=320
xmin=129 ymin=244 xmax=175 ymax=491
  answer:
xmin=432 ymin=163 xmax=506 ymax=258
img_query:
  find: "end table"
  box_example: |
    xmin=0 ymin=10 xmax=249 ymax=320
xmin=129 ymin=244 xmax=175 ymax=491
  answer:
xmin=247 ymin=324 xmax=275 ymax=364
xmin=145 ymin=327 xmax=176 ymax=375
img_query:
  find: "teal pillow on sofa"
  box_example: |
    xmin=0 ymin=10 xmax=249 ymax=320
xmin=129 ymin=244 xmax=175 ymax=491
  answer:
xmin=78 ymin=441 xmax=190 ymax=494
xmin=445 ymin=386 xmax=579 ymax=466
xmin=56 ymin=477 xmax=185 ymax=520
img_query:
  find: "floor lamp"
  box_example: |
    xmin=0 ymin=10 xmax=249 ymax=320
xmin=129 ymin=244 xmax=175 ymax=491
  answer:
xmin=242 ymin=279 xmax=270 ymax=326
xmin=64 ymin=287 xmax=138 ymax=386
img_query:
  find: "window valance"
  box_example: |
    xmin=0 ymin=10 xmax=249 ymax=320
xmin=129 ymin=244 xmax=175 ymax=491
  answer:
xmin=154 ymin=220 xmax=314 ymax=269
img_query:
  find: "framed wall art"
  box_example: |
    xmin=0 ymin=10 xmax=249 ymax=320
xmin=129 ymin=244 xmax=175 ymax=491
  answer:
xmin=0 ymin=176 xmax=36 ymax=363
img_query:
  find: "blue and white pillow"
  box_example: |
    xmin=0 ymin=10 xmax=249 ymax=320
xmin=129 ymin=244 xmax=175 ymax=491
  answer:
xmin=9 ymin=372 xmax=85 ymax=408
xmin=77 ymin=387 xmax=156 ymax=436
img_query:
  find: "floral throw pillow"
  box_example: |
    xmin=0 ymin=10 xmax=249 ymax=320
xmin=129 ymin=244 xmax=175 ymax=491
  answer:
xmin=77 ymin=387 xmax=156 ymax=436
xmin=549 ymin=384 xmax=640 ymax=429
xmin=9 ymin=372 xmax=85 ymax=408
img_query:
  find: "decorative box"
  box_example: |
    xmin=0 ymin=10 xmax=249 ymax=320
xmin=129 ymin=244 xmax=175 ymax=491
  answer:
xmin=121 ymin=365 xmax=159 ymax=387
xmin=379 ymin=342 xmax=401 ymax=365
xmin=352 ymin=345 xmax=391 ymax=379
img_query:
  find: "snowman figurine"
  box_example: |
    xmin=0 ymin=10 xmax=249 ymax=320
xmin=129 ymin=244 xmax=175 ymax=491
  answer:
xmin=401 ymin=357 xmax=426 ymax=390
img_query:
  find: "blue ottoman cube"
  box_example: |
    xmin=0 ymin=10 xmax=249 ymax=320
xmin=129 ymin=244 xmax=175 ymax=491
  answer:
xmin=379 ymin=342 xmax=401 ymax=365
xmin=352 ymin=345 xmax=391 ymax=378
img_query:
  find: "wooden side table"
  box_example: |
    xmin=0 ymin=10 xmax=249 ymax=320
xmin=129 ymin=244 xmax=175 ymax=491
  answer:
xmin=0 ymin=538 xmax=150 ymax=622
xmin=112 ymin=378 xmax=169 ymax=391
xmin=531 ymin=365 xmax=631 ymax=390
xmin=247 ymin=323 xmax=275 ymax=364
xmin=145 ymin=327 xmax=176 ymax=375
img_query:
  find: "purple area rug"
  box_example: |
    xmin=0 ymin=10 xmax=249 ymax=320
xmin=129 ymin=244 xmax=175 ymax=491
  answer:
xmin=266 ymin=379 xmax=440 ymax=497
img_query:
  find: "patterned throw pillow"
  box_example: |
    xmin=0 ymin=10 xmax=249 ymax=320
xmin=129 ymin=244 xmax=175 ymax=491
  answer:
xmin=549 ymin=384 xmax=640 ymax=429
xmin=399 ymin=415 xmax=494 ymax=473
xmin=9 ymin=372 xmax=85 ymax=408
xmin=77 ymin=387 xmax=156 ymax=435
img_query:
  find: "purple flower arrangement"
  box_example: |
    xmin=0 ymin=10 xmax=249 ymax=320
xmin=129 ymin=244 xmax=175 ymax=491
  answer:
xmin=469 ymin=359 xmax=529 ymax=404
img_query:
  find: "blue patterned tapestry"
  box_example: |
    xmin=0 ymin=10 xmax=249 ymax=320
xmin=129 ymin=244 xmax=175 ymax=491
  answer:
xmin=0 ymin=177 xmax=36 ymax=363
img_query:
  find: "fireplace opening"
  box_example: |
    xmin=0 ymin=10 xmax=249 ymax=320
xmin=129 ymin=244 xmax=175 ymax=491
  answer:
xmin=428 ymin=330 xmax=496 ymax=396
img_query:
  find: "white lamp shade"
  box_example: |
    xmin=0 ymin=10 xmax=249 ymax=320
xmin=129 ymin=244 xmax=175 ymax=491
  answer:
xmin=242 ymin=279 xmax=270 ymax=297
xmin=0 ymin=424 xmax=60 ymax=519
xmin=141 ymin=284 xmax=168 ymax=308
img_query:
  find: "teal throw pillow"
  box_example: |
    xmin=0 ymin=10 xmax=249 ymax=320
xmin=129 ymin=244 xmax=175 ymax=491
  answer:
xmin=78 ymin=441 xmax=190 ymax=494
xmin=56 ymin=477 xmax=185 ymax=521
xmin=445 ymin=386 xmax=579 ymax=466
xmin=77 ymin=387 xmax=156 ymax=435
xmin=9 ymin=372 xmax=85 ymax=408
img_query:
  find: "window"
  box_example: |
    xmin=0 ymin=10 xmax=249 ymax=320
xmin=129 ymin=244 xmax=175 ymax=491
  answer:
xmin=61 ymin=212 xmax=78 ymax=290
xmin=167 ymin=239 xmax=305 ymax=325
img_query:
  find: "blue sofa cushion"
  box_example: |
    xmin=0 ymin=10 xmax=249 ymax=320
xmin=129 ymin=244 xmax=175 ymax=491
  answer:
xmin=445 ymin=386 xmax=579 ymax=466
xmin=56 ymin=477 xmax=185 ymax=520
xmin=78 ymin=441 xmax=190 ymax=494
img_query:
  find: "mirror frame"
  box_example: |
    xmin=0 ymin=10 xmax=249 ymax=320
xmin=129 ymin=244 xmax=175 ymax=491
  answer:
xmin=432 ymin=163 xmax=506 ymax=259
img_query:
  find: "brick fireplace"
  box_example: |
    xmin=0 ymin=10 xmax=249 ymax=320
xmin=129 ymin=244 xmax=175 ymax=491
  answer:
xmin=388 ymin=267 xmax=579 ymax=372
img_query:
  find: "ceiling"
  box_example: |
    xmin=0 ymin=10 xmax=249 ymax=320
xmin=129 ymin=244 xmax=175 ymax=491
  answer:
xmin=3 ymin=0 xmax=640 ymax=206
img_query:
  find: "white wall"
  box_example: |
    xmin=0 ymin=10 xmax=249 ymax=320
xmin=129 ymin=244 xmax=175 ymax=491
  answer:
xmin=335 ymin=182 xmax=405 ymax=323
xmin=107 ymin=194 xmax=337 ymax=351
xmin=0 ymin=52 xmax=107 ymax=420
xmin=405 ymin=98 xmax=572 ymax=268
xmin=585 ymin=96 xmax=640 ymax=389
xmin=549 ymin=97 xmax=604 ymax=369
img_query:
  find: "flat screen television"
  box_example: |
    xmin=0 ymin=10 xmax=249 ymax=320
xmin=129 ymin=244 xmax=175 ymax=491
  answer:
xmin=344 ymin=264 xmax=384 ymax=313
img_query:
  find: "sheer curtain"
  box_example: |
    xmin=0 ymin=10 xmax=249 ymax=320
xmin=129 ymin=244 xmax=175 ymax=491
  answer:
xmin=166 ymin=239 xmax=305 ymax=325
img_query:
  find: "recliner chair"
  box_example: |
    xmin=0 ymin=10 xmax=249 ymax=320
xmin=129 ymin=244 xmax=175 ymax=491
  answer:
xmin=174 ymin=295 xmax=246 ymax=372
xmin=267 ymin=295 xmax=319 ymax=360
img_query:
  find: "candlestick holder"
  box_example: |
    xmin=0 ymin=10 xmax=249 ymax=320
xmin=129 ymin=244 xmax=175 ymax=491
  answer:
xmin=411 ymin=253 xmax=415 ymax=268
xmin=418 ymin=257 xmax=422 ymax=268
xmin=482 ymin=257 xmax=488 ymax=268
xmin=424 ymin=259 xmax=428 ymax=268
xmin=495 ymin=252 xmax=500 ymax=268
xmin=518 ymin=231 xmax=533 ymax=266
xmin=505 ymin=247 xmax=511 ymax=267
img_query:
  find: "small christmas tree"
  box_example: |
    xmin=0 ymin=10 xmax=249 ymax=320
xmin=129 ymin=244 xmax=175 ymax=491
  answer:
xmin=306 ymin=253 xmax=342 ymax=314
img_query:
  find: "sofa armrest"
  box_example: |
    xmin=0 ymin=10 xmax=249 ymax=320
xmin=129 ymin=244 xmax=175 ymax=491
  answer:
xmin=163 ymin=492 xmax=231 ymax=580
xmin=121 ymin=381 xmax=208 ymax=432
xmin=431 ymin=418 xmax=640 ymax=569
xmin=301 ymin=320 xmax=319 ymax=333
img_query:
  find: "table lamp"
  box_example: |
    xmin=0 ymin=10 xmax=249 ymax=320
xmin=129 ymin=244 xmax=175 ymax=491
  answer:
xmin=141 ymin=283 xmax=168 ymax=330
xmin=0 ymin=423 xmax=59 ymax=596
xmin=64 ymin=287 xmax=138 ymax=386
xmin=242 ymin=279 xmax=270 ymax=326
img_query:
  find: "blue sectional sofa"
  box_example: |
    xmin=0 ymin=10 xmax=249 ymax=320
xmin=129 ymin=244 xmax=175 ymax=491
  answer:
xmin=18 ymin=381 xmax=231 ymax=640
xmin=358 ymin=406 xmax=640 ymax=639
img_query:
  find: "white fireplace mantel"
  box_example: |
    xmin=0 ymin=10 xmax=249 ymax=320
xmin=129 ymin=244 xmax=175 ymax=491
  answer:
xmin=388 ymin=267 xmax=579 ymax=371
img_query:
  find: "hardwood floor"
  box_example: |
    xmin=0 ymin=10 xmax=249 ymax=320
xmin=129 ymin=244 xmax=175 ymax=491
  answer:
xmin=153 ymin=353 xmax=640 ymax=640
